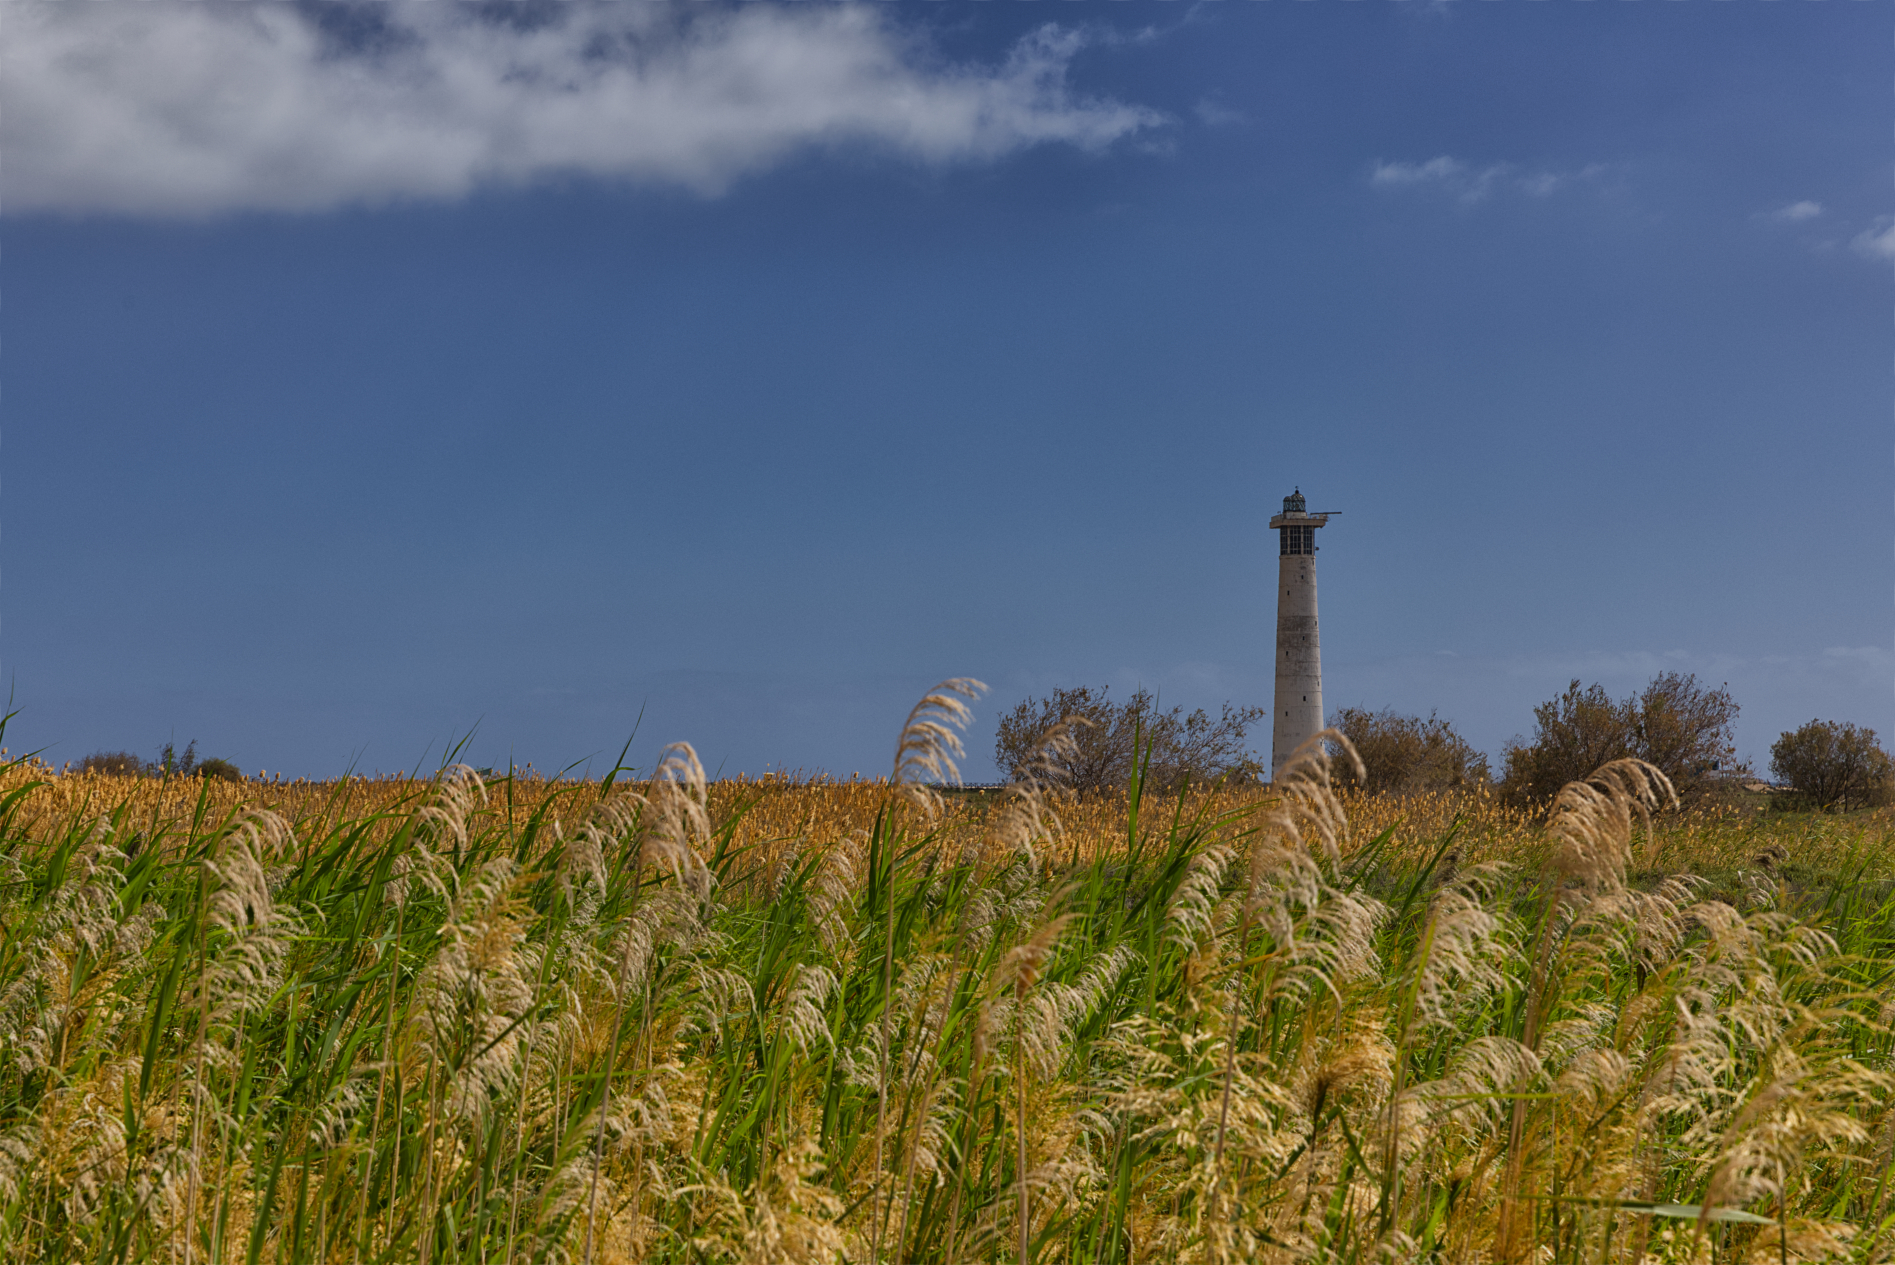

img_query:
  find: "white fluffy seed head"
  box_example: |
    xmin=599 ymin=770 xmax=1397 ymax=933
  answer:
xmin=892 ymin=678 xmax=987 ymax=816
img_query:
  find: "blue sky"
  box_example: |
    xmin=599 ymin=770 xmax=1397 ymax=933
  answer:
xmin=3 ymin=0 xmax=1887 ymax=780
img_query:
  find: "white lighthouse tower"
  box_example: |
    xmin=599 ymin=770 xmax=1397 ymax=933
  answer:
xmin=1269 ymin=488 xmax=1335 ymax=779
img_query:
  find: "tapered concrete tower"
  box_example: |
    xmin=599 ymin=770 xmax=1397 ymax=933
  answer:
xmin=1270 ymin=489 xmax=1335 ymax=779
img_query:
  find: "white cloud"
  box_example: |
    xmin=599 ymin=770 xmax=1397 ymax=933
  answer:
xmin=1193 ymin=98 xmax=1245 ymax=128
xmin=1370 ymin=156 xmax=1467 ymax=187
xmin=1766 ymin=199 xmax=1823 ymax=223
xmin=1370 ymin=155 xmax=1604 ymax=205
xmin=1851 ymin=217 xmax=1895 ymax=262
xmin=0 ymin=1 xmax=1161 ymax=218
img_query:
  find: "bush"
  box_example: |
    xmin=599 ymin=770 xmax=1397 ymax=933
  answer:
xmin=1770 ymin=720 xmax=1892 ymax=812
xmin=994 ymin=685 xmax=1265 ymax=793
xmin=77 ymin=750 xmax=147 ymax=777
xmin=1500 ymin=672 xmax=1739 ymax=806
xmin=1332 ymin=707 xmax=1489 ymax=795
xmin=77 ymin=740 xmax=242 ymax=782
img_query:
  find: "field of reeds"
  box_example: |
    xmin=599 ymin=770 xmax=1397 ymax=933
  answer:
xmin=3 ymin=685 xmax=1893 ymax=1264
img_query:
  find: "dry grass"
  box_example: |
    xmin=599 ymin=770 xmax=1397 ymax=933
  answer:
xmin=19 ymin=763 xmax=1887 ymax=890
xmin=3 ymin=709 xmax=1892 ymax=1264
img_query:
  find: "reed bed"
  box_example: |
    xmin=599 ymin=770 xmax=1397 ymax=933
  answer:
xmin=2 ymin=692 xmax=1892 ymax=1264
xmin=18 ymin=766 xmax=1886 ymax=892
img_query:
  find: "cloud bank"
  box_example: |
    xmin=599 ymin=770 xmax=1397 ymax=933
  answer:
xmin=2 ymin=1 xmax=1161 ymax=217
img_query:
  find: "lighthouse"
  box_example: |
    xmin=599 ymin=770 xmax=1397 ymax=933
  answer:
xmin=1269 ymin=488 xmax=1335 ymax=779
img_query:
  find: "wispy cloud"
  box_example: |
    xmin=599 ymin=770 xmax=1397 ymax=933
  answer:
xmin=1193 ymin=98 xmax=1245 ymax=128
xmin=1371 ymin=156 xmax=1469 ymax=188
xmin=1370 ymin=155 xmax=1606 ymax=204
xmin=1 ymin=2 xmax=1162 ymax=218
xmin=1764 ymin=200 xmax=1824 ymax=223
xmin=1851 ymin=217 xmax=1895 ymax=262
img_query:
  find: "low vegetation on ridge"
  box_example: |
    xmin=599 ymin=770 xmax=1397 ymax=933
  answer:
xmin=2 ymin=683 xmax=1893 ymax=1264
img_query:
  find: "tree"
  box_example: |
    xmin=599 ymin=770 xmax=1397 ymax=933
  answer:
xmin=994 ymin=686 xmax=1266 ymax=793
xmin=1332 ymin=707 xmax=1490 ymax=795
xmin=1500 ymin=673 xmax=1738 ymax=806
xmin=1629 ymin=672 xmax=1740 ymax=794
xmin=155 ymin=740 xmax=199 ymax=778
xmin=1770 ymin=720 xmax=1892 ymax=812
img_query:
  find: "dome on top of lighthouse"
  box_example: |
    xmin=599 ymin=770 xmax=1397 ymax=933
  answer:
xmin=1282 ymin=488 xmax=1306 ymax=515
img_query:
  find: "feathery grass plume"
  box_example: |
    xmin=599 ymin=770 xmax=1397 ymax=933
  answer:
xmin=1039 ymin=942 xmax=1140 ymax=1051
xmin=985 ymin=911 xmax=1073 ymax=1265
xmin=389 ymin=772 xmax=472 ymax=909
xmin=579 ymin=745 xmax=729 ymax=1265
xmin=0 ymin=816 xmax=159 ymax=1079
xmin=307 ymin=1062 xmax=383 ymax=1149
xmin=687 ymin=1134 xmax=851 ymax=1265
xmin=867 ymin=678 xmax=983 ymax=1262
xmin=988 ymin=914 xmax=1074 ymax=1070
xmin=1100 ymin=1013 xmax=1304 ymax=1260
xmin=1400 ymin=863 xmax=1514 ymax=1036
xmin=0 ymin=1123 xmax=31 ymax=1208
xmin=577 ymin=881 xmax=715 ymax=1263
xmin=1545 ymin=757 xmax=1675 ymax=894
xmin=534 ymin=1156 xmax=609 ymax=1260
xmin=806 ymin=831 xmax=865 ymax=957
xmin=892 ymin=679 xmax=987 ymax=816
xmin=1265 ymin=729 xmax=1365 ymax=862
xmin=3 ymin=694 xmax=1895 ymax=1263
xmin=1372 ymin=864 xmax=1516 ymax=1239
xmin=1278 ymin=1004 xmax=1399 ymax=1248
xmin=642 ymin=741 xmax=715 ymax=898
xmin=1495 ymin=761 xmax=1692 ymax=1260
xmin=987 ymin=715 xmax=1080 ymax=870
xmin=773 ymin=963 xmax=841 ymax=1054
xmin=604 ymin=885 xmax=712 ymax=1008
xmin=171 ymin=808 xmax=302 ymax=1265
xmin=965 ymin=938 xmax=1132 ymax=1259
xmin=198 ymin=809 xmax=301 ymax=1029
xmin=1163 ymin=837 xmax=1234 ymax=955
xmin=956 ymin=862 xmax=1045 ymax=959
xmin=414 ymin=856 xmax=539 ymax=1123
xmin=414 ymin=762 xmax=486 ymax=854
xmin=1201 ymin=731 xmax=1384 ymax=1258
xmin=557 ymin=811 xmax=611 ymax=909
xmin=1648 ymin=902 xmax=1891 ymax=1243
xmin=1243 ymin=731 xmax=1384 ymax=1006
xmin=876 ymin=949 xmax=965 ymax=1258
xmin=8 ymin=819 xmax=170 ymax=1247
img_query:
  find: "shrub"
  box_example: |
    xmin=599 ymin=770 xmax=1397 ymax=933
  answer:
xmin=77 ymin=750 xmax=147 ymax=777
xmin=149 ymin=741 xmax=240 ymax=781
xmin=196 ymin=756 xmax=244 ymax=783
xmin=1332 ymin=707 xmax=1489 ymax=795
xmin=1770 ymin=719 xmax=1892 ymax=812
xmin=1500 ymin=672 xmax=1739 ymax=806
xmin=994 ymin=685 xmax=1265 ymax=792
